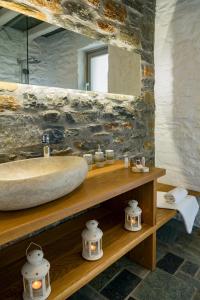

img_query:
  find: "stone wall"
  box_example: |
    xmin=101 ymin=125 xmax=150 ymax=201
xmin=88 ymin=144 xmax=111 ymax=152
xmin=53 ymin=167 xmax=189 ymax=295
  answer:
xmin=155 ymin=0 xmax=200 ymax=192
xmin=0 ymin=0 xmax=156 ymax=165
xmin=0 ymin=82 xmax=154 ymax=164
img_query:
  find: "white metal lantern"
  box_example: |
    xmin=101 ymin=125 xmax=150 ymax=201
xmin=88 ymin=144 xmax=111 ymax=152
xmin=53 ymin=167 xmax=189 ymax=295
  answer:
xmin=82 ymin=220 xmax=103 ymax=261
xmin=125 ymin=200 xmax=142 ymax=231
xmin=21 ymin=243 xmax=51 ymax=300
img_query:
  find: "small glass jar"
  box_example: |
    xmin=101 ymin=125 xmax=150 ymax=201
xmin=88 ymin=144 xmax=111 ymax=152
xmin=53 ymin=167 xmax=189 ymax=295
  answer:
xmin=94 ymin=151 xmax=105 ymax=168
xmin=124 ymin=200 xmax=142 ymax=232
xmin=83 ymin=154 xmax=93 ymax=170
xmin=105 ymin=150 xmax=115 ymax=165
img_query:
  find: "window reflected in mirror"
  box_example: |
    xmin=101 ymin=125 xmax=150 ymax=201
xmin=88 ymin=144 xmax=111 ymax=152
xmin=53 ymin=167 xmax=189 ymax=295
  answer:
xmin=0 ymin=6 xmax=141 ymax=96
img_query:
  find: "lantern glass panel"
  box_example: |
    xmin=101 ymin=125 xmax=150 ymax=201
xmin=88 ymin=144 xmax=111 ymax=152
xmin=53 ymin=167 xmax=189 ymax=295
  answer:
xmin=32 ymin=280 xmax=43 ymax=297
xmin=100 ymin=239 xmax=102 ymax=250
xmin=45 ymin=273 xmax=50 ymax=289
xmin=24 ymin=278 xmax=30 ymax=295
xmin=127 ymin=215 xmax=137 ymax=226
xmin=90 ymin=241 xmax=98 ymax=256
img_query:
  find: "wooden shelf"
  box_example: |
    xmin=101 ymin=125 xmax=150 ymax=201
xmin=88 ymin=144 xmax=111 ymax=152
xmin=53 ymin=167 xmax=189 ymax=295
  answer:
xmin=0 ymin=162 xmax=165 ymax=246
xmin=0 ymin=206 xmax=173 ymax=300
xmin=0 ymin=162 xmax=175 ymax=300
xmin=156 ymin=208 xmax=176 ymax=230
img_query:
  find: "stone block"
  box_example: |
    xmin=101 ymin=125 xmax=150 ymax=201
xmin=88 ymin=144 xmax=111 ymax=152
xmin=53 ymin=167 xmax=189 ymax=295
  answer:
xmin=89 ymin=124 xmax=103 ymax=133
xmin=62 ymin=1 xmax=95 ymax=22
xmin=71 ymin=99 xmax=93 ymax=110
xmin=86 ymin=0 xmax=101 ymax=8
xmin=0 ymin=95 xmax=21 ymax=111
xmin=144 ymin=141 xmax=154 ymax=150
xmin=42 ymin=110 xmax=61 ymax=122
xmin=123 ymin=0 xmax=143 ymax=14
xmin=103 ymin=0 xmax=127 ymax=23
xmin=97 ymin=20 xmax=116 ymax=34
xmin=30 ymin=0 xmax=61 ymax=13
xmin=43 ymin=126 xmax=65 ymax=144
xmin=0 ymin=153 xmax=16 ymax=163
xmin=104 ymin=122 xmax=120 ymax=131
xmin=65 ymin=112 xmax=76 ymax=124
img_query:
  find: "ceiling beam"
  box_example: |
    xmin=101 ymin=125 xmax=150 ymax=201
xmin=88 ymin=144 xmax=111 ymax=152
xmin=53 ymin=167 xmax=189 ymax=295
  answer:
xmin=28 ymin=22 xmax=59 ymax=41
xmin=0 ymin=8 xmax=19 ymax=27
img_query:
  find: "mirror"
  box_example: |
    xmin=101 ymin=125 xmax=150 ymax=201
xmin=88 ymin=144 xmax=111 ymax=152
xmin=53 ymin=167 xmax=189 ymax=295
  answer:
xmin=0 ymin=6 xmax=141 ymax=96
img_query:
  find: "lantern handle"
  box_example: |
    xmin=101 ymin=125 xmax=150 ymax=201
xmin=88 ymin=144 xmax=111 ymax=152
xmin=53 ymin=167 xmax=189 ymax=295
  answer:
xmin=26 ymin=242 xmax=42 ymax=256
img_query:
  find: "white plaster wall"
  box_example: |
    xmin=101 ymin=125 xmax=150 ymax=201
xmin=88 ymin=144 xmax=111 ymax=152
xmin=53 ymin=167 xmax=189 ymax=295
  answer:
xmin=155 ymin=0 xmax=200 ymax=192
xmin=0 ymin=27 xmax=94 ymax=88
xmin=0 ymin=27 xmax=26 ymax=83
xmin=41 ymin=30 xmax=95 ymax=89
xmin=0 ymin=26 xmax=47 ymax=85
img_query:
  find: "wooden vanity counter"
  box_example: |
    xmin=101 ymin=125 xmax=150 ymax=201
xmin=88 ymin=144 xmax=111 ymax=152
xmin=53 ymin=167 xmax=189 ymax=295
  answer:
xmin=0 ymin=161 xmax=176 ymax=299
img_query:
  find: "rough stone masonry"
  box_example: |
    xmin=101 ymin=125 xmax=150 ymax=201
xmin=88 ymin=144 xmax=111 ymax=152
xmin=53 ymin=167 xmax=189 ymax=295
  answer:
xmin=0 ymin=0 xmax=155 ymax=164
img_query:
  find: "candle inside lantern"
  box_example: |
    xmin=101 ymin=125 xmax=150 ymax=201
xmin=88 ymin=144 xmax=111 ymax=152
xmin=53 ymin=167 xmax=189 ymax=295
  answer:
xmin=82 ymin=220 xmax=103 ymax=261
xmin=130 ymin=217 xmax=137 ymax=225
xmin=32 ymin=280 xmax=42 ymax=290
xmin=125 ymin=200 xmax=142 ymax=232
xmin=90 ymin=243 xmax=97 ymax=252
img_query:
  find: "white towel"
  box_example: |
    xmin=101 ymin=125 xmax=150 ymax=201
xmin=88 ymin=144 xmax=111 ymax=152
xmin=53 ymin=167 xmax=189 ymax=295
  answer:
xmin=164 ymin=187 xmax=188 ymax=204
xmin=157 ymin=191 xmax=199 ymax=234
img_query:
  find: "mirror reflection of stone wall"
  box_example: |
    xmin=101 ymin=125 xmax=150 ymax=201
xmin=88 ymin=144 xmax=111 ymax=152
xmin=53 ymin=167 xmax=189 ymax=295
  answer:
xmin=0 ymin=7 xmax=141 ymax=96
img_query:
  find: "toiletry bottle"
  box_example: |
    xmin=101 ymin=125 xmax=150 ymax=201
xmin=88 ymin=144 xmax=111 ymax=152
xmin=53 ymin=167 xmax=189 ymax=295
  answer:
xmin=44 ymin=145 xmax=50 ymax=158
xmin=42 ymin=134 xmax=50 ymax=158
xmin=141 ymin=157 xmax=145 ymax=167
xmin=124 ymin=155 xmax=129 ymax=168
xmin=95 ymin=145 xmax=105 ymax=168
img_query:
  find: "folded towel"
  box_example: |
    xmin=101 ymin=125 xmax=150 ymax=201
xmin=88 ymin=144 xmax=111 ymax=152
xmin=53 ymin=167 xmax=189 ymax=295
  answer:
xmin=164 ymin=187 xmax=188 ymax=204
xmin=157 ymin=191 xmax=199 ymax=234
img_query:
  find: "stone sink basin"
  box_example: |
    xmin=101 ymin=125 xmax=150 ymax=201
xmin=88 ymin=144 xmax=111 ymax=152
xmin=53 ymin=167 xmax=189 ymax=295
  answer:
xmin=0 ymin=156 xmax=88 ymax=211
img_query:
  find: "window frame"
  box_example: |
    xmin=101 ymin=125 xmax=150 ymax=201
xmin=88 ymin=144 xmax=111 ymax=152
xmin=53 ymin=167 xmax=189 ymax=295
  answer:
xmin=86 ymin=47 xmax=108 ymax=91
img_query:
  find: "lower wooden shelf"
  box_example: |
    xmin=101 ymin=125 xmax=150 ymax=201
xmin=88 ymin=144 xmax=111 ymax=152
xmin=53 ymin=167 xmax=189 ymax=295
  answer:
xmin=0 ymin=206 xmax=176 ymax=300
xmin=156 ymin=208 xmax=176 ymax=230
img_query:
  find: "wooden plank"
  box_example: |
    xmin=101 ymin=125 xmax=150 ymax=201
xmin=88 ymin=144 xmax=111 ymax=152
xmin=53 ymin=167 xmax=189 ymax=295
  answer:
xmin=156 ymin=208 xmax=176 ymax=230
xmin=0 ymin=207 xmax=154 ymax=300
xmin=103 ymin=180 xmax=157 ymax=226
xmin=157 ymin=182 xmax=200 ymax=197
xmin=129 ymin=232 xmax=156 ymax=271
xmin=134 ymin=180 xmax=157 ymax=226
xmin=0 ymin=205 xmax=175 ymax=300
xmin=0 ymin=162 xmax=165 ymax=246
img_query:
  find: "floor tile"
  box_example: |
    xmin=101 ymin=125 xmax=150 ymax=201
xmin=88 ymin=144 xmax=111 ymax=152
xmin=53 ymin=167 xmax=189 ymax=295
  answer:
xmin=195 ymin=270 xmax=200 ymax=281
xmin=176 ymin=272 xmax=200 ymax=290
xmin=193 ymin=291 xmax=200 ymax=300
xmin=90 ymin=263 xmax=121 ymax=291
xmin=157 ymin=252 xmax=184 ymax=274
xmin=133 ymin=268 xmax=195 ymax=300
xmin=68 ymin=285 xmax=108 ymax=300
xmin=101 ymin=269 xmax=141 ymax=300
xmin=180 ymin=261 xmax=199 ymax=277
xmin=116 ymin=256 xmax=150 ymax=279
xmin=157 ymin=241 xmax=168 ymax=262
xmin=157 ymin=219 xmax=182 ymax=244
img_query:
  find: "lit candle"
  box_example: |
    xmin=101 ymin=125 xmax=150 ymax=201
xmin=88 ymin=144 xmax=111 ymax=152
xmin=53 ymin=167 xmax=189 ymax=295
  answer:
xmin=130 ymin=217 xmax=137 ymax=225
xmin=90 ymin=243 xmax=97 ymax=252
xmin=32 ymin=280 xmax=42 ymax=290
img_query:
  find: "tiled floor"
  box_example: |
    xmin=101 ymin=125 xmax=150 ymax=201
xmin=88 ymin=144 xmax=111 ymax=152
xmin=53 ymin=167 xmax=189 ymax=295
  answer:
xmin=69 ymin=219 xmax=200 ymax=300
